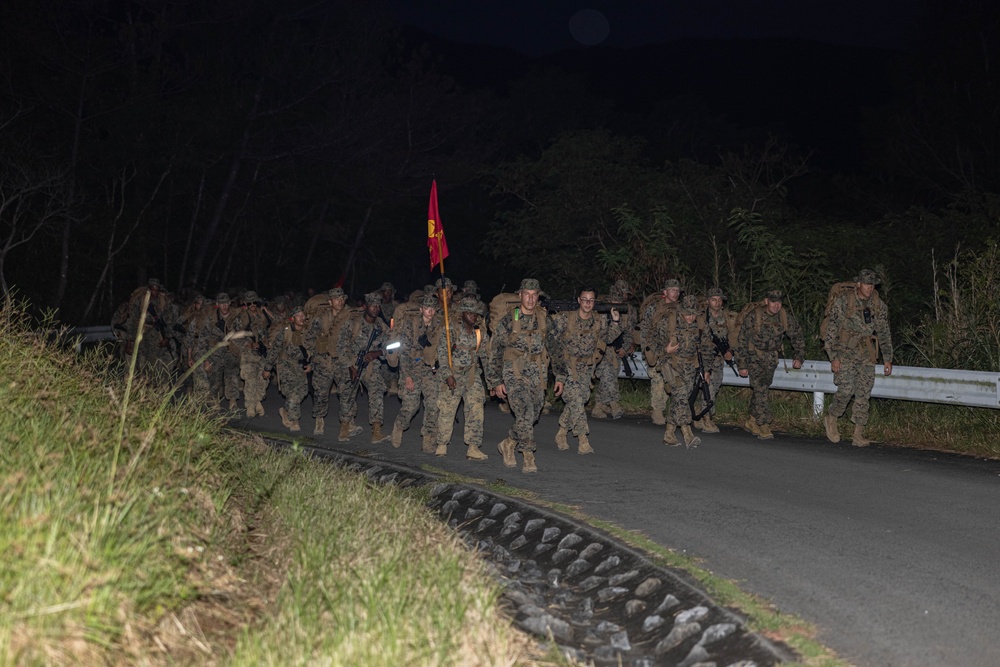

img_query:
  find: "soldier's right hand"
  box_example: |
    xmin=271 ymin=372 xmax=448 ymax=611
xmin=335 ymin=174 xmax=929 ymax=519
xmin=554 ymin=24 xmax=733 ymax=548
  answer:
xmin=494 ymin=383 xmax=507 ymax=400
xmin=738 ymin=368 xmax=748 ymax=378
xmin=446 ymin=376 xmax=457 ymax=390
xmin=831 ymin=360 xmax=841 ymax=373
xmin=349 ymin=366 xmax=359 ymax=383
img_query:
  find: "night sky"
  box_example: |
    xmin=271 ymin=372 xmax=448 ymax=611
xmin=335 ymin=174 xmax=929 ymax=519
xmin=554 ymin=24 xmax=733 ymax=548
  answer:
xmin=386 ymin=0 xmax=925 ymax=55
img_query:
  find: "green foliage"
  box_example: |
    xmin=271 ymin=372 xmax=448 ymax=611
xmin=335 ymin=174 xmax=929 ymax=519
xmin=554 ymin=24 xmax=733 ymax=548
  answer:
xmin=597 ymin=205 xmax=686 ymax=296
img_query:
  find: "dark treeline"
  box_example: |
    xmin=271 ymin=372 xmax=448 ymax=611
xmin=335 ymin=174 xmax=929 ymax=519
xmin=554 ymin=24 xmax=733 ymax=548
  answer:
xmin=1 ymin=0 xmax=998 ymax=370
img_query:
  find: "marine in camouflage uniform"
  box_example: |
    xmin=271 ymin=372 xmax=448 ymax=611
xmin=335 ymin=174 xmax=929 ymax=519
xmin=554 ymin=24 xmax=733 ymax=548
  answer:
xmin=335 ymin=292 xmax=391 ymax=443
xmin=699 ymin=287 xmax=737 ymax=433
xmin=231 ymin=291 xmax=272 ymax=418
xmin=640 ymin=279 xmax=682 ymax=425
xmin=304 ymin=287 xmax=354 ymax=436
xmin=434 ymin=297 xmax=491 ymax=461
xmin=550 ymin=287 xmax=624 ymax=454
xmin=657 ymin=295 xmax=716 ymax=448
xmin=188 ymin=292 xmax=241 ymax=410
xmin=592 ymin=279 xmax=635 ymax=420
xmin=124 ymin=278 xmax=178 ymax=380
xmin=390 ymin=295 xmax=443 ymax=452
xmin=485 ymin=278 xmax=561 ymax=473
xmin=378 ymin=282 xmax=400 ymax=397
xmin=823 ymin=269 xmax=893 ymax=446
xmin=263 ymin=306 xmax=311 ymax=432
xmin=736 ymin=290 xmax=806 ymax=439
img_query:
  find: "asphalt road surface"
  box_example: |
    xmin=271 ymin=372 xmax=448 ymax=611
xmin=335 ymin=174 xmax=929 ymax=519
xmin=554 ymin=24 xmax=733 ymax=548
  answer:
xmin=242 ymin=390 xmax=1000 ymax=667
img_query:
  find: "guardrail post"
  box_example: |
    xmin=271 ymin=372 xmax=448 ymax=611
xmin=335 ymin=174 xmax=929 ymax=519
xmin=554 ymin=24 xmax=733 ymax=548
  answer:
xmin=812 ymin=391 xmax=824 ymax=419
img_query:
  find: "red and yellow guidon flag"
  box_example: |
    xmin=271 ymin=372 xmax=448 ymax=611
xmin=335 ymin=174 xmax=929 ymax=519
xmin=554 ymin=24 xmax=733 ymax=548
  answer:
xmin=427 ymin=179 xmax=449 ymax=269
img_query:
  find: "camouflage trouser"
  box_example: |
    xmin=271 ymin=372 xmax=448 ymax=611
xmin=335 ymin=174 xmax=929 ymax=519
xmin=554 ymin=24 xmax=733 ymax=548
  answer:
xmin=503 ymin=361 xmax=546 ymax=452
xmin=136 ymin=331 xmax=174 ymax=380
xmin=208 ymin=349 xmax=240 ymax=403
xmin=699 ymin=356 xmax=725 ymax=416
xmin=240 ymin=352 xmax=268 ymax=407
xmin=559 ymin=360 xmax=596 ymax=436
xmin=310 ymin=354 xmax=338 ymax=418
xmin=665 ymin=359 xmax=698 ymax=426
xmin=275 ymin=357 xmax=310 ymax=421
xmin=190 ymin=360 xmax=210 ymax=400
xmin=593 ymin=350 xmax=622 ymax=405
xmin=397 ymin=364 xmax=440 ymax=439
xmin=747 ymin=351 xmax=779 ymax=425
xmin=436 ymin=376 xmax=486 ymax=447
xmin=649 ymin=365 xmax=670 ymax=415
xmin=333 ymin=363 xmax=358 ymax=423
xmin=829 ymin=356 xmax=876 ymax=426
xmin=338 ymin=361 xmax=387 ymax=425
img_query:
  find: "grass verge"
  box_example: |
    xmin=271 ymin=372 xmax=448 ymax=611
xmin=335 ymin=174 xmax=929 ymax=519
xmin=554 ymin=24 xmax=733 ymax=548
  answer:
xmin=0 ymin=303 xmax=552 ymax=666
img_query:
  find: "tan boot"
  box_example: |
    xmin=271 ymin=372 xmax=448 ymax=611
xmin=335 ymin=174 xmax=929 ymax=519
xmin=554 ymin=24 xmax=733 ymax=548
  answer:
xmin=663 ymin=424 xmax=680 ymax=446
xmin=591 ymin=403 xmax=608 ymax=419
xmin=498 ymin=438 xmax=517 ymax=467
xmin=521 ymin=449 xmax=537 ymax=474
xmin=680 ymin=424 xmax=701 ymax=448
xmin=421 ymin=433 xmax=436 ymax=454
xmin=347 ymin=422 xmax=363 ymax=437
xmin=824 ymin=414 xmax=841 ymax=443
xmin=255 ymin=401 xmax=265 ymax=417
xmin=288 ymin=419 xmax=301 ymax=432
xmin=465 ymin=443 xmax=488 ymax=461
xmin=371 ymin=422 xmax=390 ymax=444
xmin=577 ymin=432 xmax=594 ymax=455
xmin=279 ymin=407 xmax=292 ymax=428
xmin=700 ymin=414 xmax=720 ymax=433
xmin=852 ymin=424 xmax=870 ymax=447
xmin=743 ymin=417 xmax=761 ymax=436
xmin=692 ymin=418 xmax=703 ymax=431
xmin=245 ymin=402 xmax=257 ymax=417
xmin=758 ymin=423 xmax=774 ymax=439
xmin=434 ymin=443 xmax=447 ymax=457
xmin=338 ymin=421 xmax=351 ymax=442
xmin=391 ymin=419 xmax=403 ymax=448
xmin=609 ymin=401 xmax=623 ymax=420
xmin=555 ymin=427 xmax=569 ymax=451
xmin=499 ymin=401 xmax=510 ymax=414
xmin=313 ymin=416 xmax=325 ymax=436
xmin=651 ymin=408 xmax=666 ymax=426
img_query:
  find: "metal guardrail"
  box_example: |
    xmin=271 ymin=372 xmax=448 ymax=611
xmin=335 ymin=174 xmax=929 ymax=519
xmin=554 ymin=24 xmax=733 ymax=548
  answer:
xmin=72 ymin=326 xmax=999 ymax=411
xmin=619 ymin=352 xmax=1000 ymax=413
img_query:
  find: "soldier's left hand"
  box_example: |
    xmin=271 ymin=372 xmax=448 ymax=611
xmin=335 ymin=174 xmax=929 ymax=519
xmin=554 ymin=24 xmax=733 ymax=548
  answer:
xmin=884 ymin=361 xmax=893 ymax=376
xmin=792 ymin=359 xmax=803 ymax=369
xmin=554 ymin=381 xmax=564 ymax=397
xmin=610 ymin=308 xmax=620 ymax=322
xmin=405 ymin=377 xmax=415 ymax=392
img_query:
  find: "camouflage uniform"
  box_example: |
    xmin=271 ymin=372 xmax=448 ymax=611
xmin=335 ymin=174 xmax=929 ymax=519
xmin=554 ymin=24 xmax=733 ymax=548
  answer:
xmin=264 ymin=306 xmax=311 ymax=428
xmin=593 ymin=280 xmax=634 ymax=419
xmin=658 ymin=296 xmax=716 ymax=446
xmin=336 ymin=294 xmax=389 ymax=431
xmin=701 ymin=287 xmax=737 ymax=429
xmin=824 ymin=270 xmax=893 ymax=441
xmin=304 ymin=288 xmax=354 ymax=431
xmin=550 ymin=303 xmax=624 ymax=450
xmin=485 ymin=279 xmax=559 ymax=469
xmin=435 ymin=299 xmax=490 ymax=458
xmin=125 ymin=279 xmax=178 ymax=379
xmin=391 ymin=296 xmax=443 ymax=450
xmin=640 ymin=280 xmax=682 ymax=424
xmin=230 ymin=292 xmax=272 ymax=417
xmin=736 ymin=292 xmax=806 ymax=433
xmin=189 ymin=293 xmax=241 ymax=408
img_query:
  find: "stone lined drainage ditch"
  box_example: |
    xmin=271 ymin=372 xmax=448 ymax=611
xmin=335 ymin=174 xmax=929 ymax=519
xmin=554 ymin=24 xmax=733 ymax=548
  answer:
xmin=293 ymin=442 xmax=795 ymax=667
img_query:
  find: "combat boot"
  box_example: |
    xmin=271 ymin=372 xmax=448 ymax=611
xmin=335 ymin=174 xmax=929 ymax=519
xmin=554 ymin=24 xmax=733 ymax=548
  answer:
xmin=577 ymin=432 xmax=594 ymax=454
xmin=824 ymin=414 xmax=841 ymax=443
xmin=347 ymin=421 xmax=363 ymax=437
xmin=757 ymin=423 xmax=774 ymax=439
xmin=245 ymin=402 xmax=257 ymax=418
xmin=700 ymin=414 xmax=720 ymax=433
xmin=692 ymin=418 xmax=703 ymax=430
xmin=391 ymin=419 xmax=404 ymax=448
xmin=421 ymin=433 xmax=436 ymax=454
xmin=255 ymin=401 xmax=265 ymax=417
xmin=663 ymin=424 xmax=680 ymax=446
xmin=609 ymin=402 xmax=623 ymax=420
xmin=434 ymin=443 xmax=447 ymax=457
xmin=591 ymin=403 xmax=608 ymax=419
xmin=743 ymin=417 xmax=761 ymax=436
xmin=498 ymin=438 xmax=517 ymax=468
xmin=338 ymin=421 xmax=352 ymax=442
xmin=279 ymin=407 xmax=293 ymax=429
xmin=465 ymin=443 xmax=488 ymax=461
xmin=288 ymin=419 xmax=301 ymax=433
xmin=852 ymin=424 xmax=870 ymax=447
xmin=499 ymin=401 xmax=510 ymax=414
xmin=651 ymin=408 xmax=666 ymax=426
xmin=371 ymin=422 xmax=390 ymax=444
xmin=521 ymin=449 xmax=537 ymax=474
xmin=313 ymin=416 xmax=325 ymax=436
xmin=680 ymin=424 xmax=701 ymax=448
xmin=555 ymin=427 xmax=569 ymax=451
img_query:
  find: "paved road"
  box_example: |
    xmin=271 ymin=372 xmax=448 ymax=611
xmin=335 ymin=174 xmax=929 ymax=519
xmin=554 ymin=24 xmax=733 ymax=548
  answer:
xmin=242 ymin=391 xmax=1000 ymax=667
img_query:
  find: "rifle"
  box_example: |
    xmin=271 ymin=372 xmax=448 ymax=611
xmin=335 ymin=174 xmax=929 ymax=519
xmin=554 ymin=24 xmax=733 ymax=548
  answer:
xmin=708 ymin=328 xmax=738 ymax=374
xmin=350 ymin=324 xmax=381 ymax=392
xmin=298 ymin=344 xmax=313 ymax=397
xmin=608 ymin=329 xmax=634 ymax=378
xmin=147 ymin=303 xmax=181 ymax=360
xmin=688 ymin=350 xmax=714 ymax=422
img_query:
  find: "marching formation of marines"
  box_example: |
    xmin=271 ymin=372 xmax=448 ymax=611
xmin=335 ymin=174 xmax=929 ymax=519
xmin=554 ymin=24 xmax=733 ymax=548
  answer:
xmin=115 ymin=266 xmax=893 ymax=472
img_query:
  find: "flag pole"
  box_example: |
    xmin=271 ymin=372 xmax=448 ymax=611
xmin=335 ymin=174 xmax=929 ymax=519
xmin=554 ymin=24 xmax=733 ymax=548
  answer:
xmin=437 ymin=237 xmax=454 ymax=371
